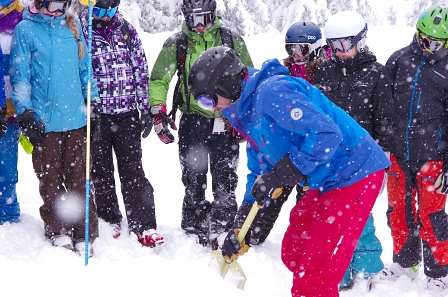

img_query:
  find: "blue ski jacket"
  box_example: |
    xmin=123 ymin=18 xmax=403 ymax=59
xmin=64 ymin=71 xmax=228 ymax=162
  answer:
xmin=9 ymin=8 xmax=98 ymax=133
xmin=220 ymin=59 xmax=390 ymax=204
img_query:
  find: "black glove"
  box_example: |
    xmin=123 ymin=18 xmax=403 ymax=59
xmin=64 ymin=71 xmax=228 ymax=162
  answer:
xmin=140 ymin=110 xmax=153 ymax=138
xmin=251 ymin=153 xmax=305 ymax=206
xmin=435 ymin=160 xmax=448 ymax=194
xmin=90 ymin=100 xmax=101 ymax=142
xmin=150 ymin=104 xmax=177 ymax=144
xmin=221 ymin=228 xmax=250 ymax=262
xmin=0 ymin=106 xmax=6 ymax=139
xmin=17 ymin=109 xmax=45 ymax=139
xmin=221 ymin=203 xmax=261 ymax=261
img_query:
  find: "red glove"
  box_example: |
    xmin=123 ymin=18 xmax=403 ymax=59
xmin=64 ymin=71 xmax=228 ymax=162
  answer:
xmin=150 ymin=104 xmax=177 ymax=144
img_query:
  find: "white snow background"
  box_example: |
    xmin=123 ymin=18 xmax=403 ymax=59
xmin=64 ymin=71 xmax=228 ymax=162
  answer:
xmin=1 ymin=6 xmax=445 ymax=297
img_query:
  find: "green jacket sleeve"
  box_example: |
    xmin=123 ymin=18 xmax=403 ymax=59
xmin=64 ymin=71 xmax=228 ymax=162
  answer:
xmin=149 ymin=34 xmax=178 ymax=107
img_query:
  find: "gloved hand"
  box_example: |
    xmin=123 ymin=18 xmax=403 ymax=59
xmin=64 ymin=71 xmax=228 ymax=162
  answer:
xmin=221 ymin=228 xmax=250 ymax=262
xmin=251 ymin=153 xmax=305 ymax=206
xmin=90 ymin=100 xmax=101 ymax=142
xmin=435 ymin=160 xmax=448 ymax=194
xmin=140 ymin=110 xmax=153 ymax=138
xmin=150 ymin=104 xmax=177 ymax=144
xmin=0 ymin=106 xmax=6 ymax=139
xmin=17 ymin=109 xmax=45 ymax=139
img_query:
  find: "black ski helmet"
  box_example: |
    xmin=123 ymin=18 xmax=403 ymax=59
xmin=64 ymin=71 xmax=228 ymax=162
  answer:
xmin=181 ymin=0 xmax=216 ymax=15
xmin=188 ymin=46 xmax=247 ymax=103
xmin=181 ymin=0 xmax=216 ymax=29
xmin=93 ymin=0 xmax=120 ymax=8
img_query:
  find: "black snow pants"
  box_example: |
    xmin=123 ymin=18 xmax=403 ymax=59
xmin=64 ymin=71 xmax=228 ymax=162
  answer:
xmin=91 ymin=110 xmax=156 ymax=234
xmin=250 ymin=185 xmax=307 ymax=245
xmin=178 ymin=114 xmax=239 ymax=240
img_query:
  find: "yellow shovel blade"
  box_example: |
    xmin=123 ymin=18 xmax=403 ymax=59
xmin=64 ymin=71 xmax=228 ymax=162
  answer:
xmin=208 ymin=202 xmax=260 ymax=290
xmin=210 ymin=250 xmax=247 ymax=290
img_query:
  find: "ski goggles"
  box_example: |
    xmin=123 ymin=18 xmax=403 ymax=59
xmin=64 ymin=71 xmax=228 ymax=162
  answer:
xmin=416 ymin=30 xmax=446 ymax=54
xmin=196 ymin=94 xmax=216 ymax=111
xmin=43 ymin=0 xmax=71 ymax=13
xmin=327 ymin=37 xmax=356 ymax=53
xmin=285 ymin=43 xmax=312 ymax=57
xmin=186 ymin=11 xmax=214 ymax=28
xmin=93 ymin=6 xmax=118 ymax=18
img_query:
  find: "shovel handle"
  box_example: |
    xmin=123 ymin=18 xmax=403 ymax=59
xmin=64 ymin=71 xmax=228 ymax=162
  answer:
xmin=237 ymin=202 xmax=260 ymax=244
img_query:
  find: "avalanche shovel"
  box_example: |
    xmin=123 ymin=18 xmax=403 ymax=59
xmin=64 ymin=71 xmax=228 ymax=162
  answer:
xmin=210 ymin=202 xmax=260 ymax=290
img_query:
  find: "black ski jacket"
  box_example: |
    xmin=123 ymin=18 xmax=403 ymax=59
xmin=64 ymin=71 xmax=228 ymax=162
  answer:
xmin=314 ymin=50 xmax=395 ymax=151
xmin=386 ymin=41 xmax=448 ymax=162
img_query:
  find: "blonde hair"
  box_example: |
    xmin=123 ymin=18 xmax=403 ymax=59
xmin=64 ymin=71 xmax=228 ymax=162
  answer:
xmin=65 ymin=11 xmax=84 ymax=59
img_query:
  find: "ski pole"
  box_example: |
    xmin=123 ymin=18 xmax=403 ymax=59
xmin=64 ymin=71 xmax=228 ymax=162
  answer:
xmin=80 ymin=0 xmax=95 ymax=266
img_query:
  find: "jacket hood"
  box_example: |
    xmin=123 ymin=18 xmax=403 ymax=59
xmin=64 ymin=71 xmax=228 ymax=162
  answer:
xmin=224 ymin=59 xmax=288 ymax=128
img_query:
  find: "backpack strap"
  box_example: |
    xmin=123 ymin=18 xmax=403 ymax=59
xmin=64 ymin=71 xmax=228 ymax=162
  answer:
xmin=220 ymin=27 xmax=234 ymax=48
xmin=169 ymin=31 xmax=188 ymax=119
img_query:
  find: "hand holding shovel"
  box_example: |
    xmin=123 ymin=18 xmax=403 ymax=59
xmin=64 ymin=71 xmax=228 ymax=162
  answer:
xmin=210 ymin=202 xmax=260 ymax=290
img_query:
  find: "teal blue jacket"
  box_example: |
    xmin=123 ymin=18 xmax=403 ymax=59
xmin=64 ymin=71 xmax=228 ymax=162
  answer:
xmin=10 ymin=8 xmax=98 ymax=132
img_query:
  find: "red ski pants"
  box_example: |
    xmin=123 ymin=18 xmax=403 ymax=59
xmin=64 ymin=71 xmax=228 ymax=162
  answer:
xmin=281 ymin=170 xmax=383 ymax=297
xmin=387 ymin=155 xmax=448 ymax=274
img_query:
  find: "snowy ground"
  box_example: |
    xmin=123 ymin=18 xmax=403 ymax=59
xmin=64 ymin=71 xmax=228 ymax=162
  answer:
xmin=3 ymin=24 xmax=447 ymax=297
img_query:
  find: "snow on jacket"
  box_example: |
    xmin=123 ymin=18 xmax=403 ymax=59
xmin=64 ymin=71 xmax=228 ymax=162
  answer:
xmin=314 ymin=50 xmax=395 ymax=152
xmin=386 ymin=41 xmax=448 ymax=162
xmin=149 ymin=16 xmax=253 ymax=118
xmin=10 ymin=7 xmax=98 ymax=132
xmin=220 ymin=59 xmax=390 ymax=204
xmin=80 ymin=10 xmax=148 ymax=115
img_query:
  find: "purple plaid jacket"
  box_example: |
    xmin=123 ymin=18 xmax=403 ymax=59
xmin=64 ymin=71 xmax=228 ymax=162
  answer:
xmin=80 ymin=11 xmax=149 ymax=115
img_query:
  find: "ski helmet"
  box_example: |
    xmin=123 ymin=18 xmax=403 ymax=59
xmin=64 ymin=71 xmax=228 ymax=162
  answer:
xmin=188 ymin=46 xmax=247 ymax=103
xmin=324 ymin=10 xmax=367 ymax=53
xmin=93 ymin=0 xmax=120 ymax=8
xmin=285 ymin=21 xmax=323 ymax=58
xmin=416 ymin=6 xmax=448 ymax=39
xmin=181 ymin=0 xmax=216 ymax=29
xmin=181 ymin=0 xmax=216 ymax=14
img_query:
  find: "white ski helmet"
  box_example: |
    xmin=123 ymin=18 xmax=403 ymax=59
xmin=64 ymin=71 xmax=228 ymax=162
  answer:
xmin=324 ymin=11 xmax=367 ymax=52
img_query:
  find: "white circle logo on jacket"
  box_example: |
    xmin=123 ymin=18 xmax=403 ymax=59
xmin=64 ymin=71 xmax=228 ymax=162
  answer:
xmin=291 ymin=108 xmax=303 ymax=120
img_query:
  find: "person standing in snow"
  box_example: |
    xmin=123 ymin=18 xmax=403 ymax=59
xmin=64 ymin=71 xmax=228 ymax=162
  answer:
xmin=148 ymin=0 xmax=253 ymax=248
xmin=314 ymin=11 xmax=395 ymax=290
xmin=0 ymin=0 xmax=22 ymax=225
xmin=377 ymin=5 xmax=448 ymax=291
xmin=188 ymin=46 xmax=390 ymax=297
xmin=9 ymin=0 xmax=99 ymax=256
xmin=249 ymin=21 xmax=331 ymax=246
xmin=79 ymin=0 xmax=164 ymax=248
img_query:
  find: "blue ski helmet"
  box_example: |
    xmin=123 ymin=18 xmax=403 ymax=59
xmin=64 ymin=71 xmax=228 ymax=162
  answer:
xmin=285 ymin=21 xmax=323 ymax=52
